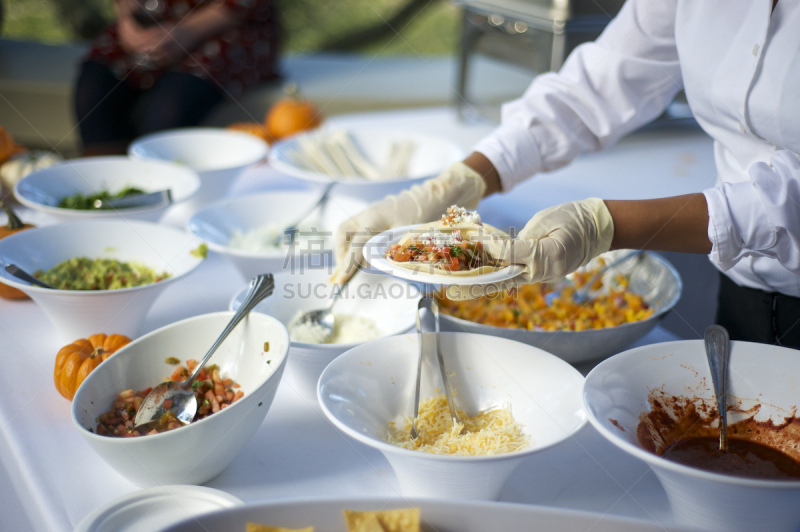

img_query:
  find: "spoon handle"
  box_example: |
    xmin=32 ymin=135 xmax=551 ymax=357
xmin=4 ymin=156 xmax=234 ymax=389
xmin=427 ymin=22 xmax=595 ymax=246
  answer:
xmin=410 ymin=297 xmax=426 ymax=439
xmin=95 ymin=189 xmax=172 ymax=210
xmin=328 ymin=264 xmax=359 ymax=310
xmin=284 ymin=182 xmax=336 ymax=236
xmin=4 ymin=264 xmax=55 ymax=289
xmin=182 ymin=274 xmax=275 ymax=386
xmin=572 ymin=250 xmax=644 ymax=302
xmin=704 ymin=325 xmax=730 ymax=452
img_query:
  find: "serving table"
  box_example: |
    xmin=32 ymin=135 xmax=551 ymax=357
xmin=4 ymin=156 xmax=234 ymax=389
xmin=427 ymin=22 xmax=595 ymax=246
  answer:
xmin=0 ymin=107 xmax=717 ymax=531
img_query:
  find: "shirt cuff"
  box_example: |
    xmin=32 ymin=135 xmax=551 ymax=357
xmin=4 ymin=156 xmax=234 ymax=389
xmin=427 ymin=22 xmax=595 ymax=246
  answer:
xmin=473 ymin=123 xmax=543 ymax=193
xmin=704 ymin=181 xmax=776 ymax=271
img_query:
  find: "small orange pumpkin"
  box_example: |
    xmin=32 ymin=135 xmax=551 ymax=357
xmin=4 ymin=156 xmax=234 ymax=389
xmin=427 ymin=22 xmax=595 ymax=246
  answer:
xmin=0 ymin=200 xmax=35 ymax=300
xmin=54 ymin=334 xmax=132 ymax=400
xmin=0 ymin=127 xmax=14 ymax=165
xmin=265 ymin=83 xmax=322 ymax=141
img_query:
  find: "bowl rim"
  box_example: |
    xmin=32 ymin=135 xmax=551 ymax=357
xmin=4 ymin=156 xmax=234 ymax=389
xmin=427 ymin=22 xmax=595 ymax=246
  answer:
xmin=186 ymin=190 xmax=367 ymax=260
xmin=437 ymin=250 xmax=682 ymax=336
xmin=0 ymin=219 xmax=203 ymax=296
xmin=583 ymin=339 xmax=800 ymax=488
xmin=128 ymin=127 xmax=269 ymax=171
xmin=71 ymin=310 xmax=290 ymax=442
xmin=317 ymin=331 xmax=588 ymax=462
xmin=228 ymin=270 xmax=420 ymax=351
xmin=269 ymin=126 xmax=466 ymax=186
xmin=13 ymin=156 xmax=201 ymax=216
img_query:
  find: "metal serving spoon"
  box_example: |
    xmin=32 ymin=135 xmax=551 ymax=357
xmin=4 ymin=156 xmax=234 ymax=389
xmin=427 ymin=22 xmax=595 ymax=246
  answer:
xmin=545 ymin=250 xmax=645 ymax=305
xmin=411 ymin=296 xmax=464 ymax=439
xmin=289 ymin=268 xmax=357 ymax=343
xmin=273 ymin=182 xmax=335 ymax=246
xmin=134 ymin=274 xmax=275 ymax=430
xmin=93 ymin=189 xmax=172 ymax=210
xmin=4 ymin=264 xmax=55 ymax=289
xmin=704 ymin=324 xmax=731 ymax=452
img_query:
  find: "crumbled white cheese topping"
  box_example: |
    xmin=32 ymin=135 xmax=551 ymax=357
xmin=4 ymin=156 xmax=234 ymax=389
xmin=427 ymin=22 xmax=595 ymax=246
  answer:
xmin=442 ymin=205 xmax=481 ymax=226
xmin=410 ymin=230 xmax=463 ymax=248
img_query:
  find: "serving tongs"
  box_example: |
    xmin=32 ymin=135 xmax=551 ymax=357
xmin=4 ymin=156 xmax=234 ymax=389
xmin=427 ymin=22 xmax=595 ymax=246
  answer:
xmin=410 ymin=295 xmax=464 ymax=439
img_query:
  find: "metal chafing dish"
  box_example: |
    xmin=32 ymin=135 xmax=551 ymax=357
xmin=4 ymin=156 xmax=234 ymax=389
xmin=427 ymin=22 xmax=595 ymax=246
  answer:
xmin=454 ymin=0 xmax=625 ymax=119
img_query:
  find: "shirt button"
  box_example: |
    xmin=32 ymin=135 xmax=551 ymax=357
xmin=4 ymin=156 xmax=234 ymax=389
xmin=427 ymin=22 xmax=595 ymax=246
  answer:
xmin=739 ymin=122 xmax=746 ymax=133
xmin=752 ymin=44 xmax=760 ymax=56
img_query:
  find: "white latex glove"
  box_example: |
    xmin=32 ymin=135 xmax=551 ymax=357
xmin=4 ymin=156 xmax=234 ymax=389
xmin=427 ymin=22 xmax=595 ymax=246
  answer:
xmin=444 ymin=198 xmax=614 ymax=300
xmin=331 ymin=162 xmax=487 ymax=283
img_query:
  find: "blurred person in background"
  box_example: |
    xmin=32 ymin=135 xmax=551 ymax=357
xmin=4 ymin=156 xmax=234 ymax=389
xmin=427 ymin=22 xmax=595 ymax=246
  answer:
xmin=74 ymin=0 xmax=280 ymax=156
xmin=334 ymin=0 xmax=800 ymax=348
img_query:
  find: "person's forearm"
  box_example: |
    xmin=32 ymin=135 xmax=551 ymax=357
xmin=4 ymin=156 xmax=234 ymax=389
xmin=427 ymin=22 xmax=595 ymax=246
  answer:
xmin=605 ymin=194 xmax=712 ymax=253
xmin=463 ymin=152 xmax=502 ymax=197
xmin=175 ymin=1 xmax=245 ymax=51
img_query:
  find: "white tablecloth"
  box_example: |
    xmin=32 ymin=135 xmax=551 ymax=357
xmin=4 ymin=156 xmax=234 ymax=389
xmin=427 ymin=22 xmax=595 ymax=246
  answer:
xmin=0 ymin=108 xmax=717 ymax=531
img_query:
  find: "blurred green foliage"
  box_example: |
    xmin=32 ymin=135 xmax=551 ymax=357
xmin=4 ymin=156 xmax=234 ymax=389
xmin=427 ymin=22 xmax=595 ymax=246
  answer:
xmin=2 ymin=0 xmax=460 ymax=55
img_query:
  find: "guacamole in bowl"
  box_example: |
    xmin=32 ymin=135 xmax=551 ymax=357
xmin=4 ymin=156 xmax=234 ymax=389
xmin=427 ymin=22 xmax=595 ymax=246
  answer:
xmin=34 ymin=257 xmax=170 ymax=290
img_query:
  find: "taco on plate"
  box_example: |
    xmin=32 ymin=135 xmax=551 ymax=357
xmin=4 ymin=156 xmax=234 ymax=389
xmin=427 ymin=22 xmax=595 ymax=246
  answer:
xmin=385 ymin=206 xmax=510 ymax=275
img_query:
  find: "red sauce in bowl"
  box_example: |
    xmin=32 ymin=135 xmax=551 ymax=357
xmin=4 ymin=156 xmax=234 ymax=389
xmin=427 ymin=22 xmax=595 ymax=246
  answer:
xmin=661 ymin=436 xmax=800 ymax=480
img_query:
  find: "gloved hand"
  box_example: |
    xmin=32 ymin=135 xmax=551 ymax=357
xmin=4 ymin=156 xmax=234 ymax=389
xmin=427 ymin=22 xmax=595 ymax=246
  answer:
xmin=331 ymin=162 xmax=487 ymax=283
xmin=444 ymin=198 xmax=615 ymax=300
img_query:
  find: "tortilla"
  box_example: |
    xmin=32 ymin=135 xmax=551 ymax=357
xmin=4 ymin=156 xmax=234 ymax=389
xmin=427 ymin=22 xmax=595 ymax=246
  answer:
xmin=386 ymin=222 xmax=510 ymax=276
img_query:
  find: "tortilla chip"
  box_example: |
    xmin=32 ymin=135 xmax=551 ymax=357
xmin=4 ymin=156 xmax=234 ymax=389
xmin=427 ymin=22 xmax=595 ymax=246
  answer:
xmin=343 ymin=511 xmax=384 ymax=532
xmin=343 ymin=508 xmax=421 ymax=532
xmin=246 ymin=523 xmax=314 ymax=532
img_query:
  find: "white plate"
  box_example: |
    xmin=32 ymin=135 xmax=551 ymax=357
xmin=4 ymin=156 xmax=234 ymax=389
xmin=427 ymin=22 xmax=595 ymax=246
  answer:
xmin=76 ymin=486 xmax=243 ymax=532
xmin=161 ymin=497 xmax=690 ymax=532
xmin=363 ymin=224 xmax=524 ymax=286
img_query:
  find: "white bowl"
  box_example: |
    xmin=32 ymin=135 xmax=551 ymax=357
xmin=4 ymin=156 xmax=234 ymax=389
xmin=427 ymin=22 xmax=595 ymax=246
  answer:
xmin=230 ymin=268 xmax=419 ymax=398
xmin=439 ymin=250 xmax=682 ymax=364
xmin=14 ymin=157 xmax=200 ymax=223
xmin=0 ymin=220 xmax=203 ymax=342
xmin=129 ymin=128 xmax=269 ymax=211
xmin=318 ymin=332 xmax=586 ymax=500
xmin=270 ymin=126 xmax=465 ymax=200
xmin=188 ymin=191 xmax=369 ymax=281
xmin=583 ymin=340 xmax=800 ymax=531
xmin=72 ymin=311 xmax=289 ymax=487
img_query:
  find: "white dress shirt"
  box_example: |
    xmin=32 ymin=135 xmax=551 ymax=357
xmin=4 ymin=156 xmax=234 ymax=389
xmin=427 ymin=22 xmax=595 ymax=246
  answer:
xmin=474 ymin=0 xmax=800 ymax=297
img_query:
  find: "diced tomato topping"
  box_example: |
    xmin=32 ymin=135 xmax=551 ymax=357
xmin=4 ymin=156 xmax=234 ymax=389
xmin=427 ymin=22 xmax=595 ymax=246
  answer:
xmin=439 ymin=257 xmax=461 ymax=271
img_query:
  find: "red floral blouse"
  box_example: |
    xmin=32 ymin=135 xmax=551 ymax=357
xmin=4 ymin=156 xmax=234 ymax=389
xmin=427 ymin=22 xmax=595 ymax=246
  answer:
xmin=85 ymin=0 xmax=281 ymax=97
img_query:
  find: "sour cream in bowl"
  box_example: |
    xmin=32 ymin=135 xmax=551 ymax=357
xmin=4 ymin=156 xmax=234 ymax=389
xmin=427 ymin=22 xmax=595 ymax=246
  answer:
xmin=230 ymin=268 xmax=419 ymax=399
xmin=189 ymin=191 xmax=369 ymax=282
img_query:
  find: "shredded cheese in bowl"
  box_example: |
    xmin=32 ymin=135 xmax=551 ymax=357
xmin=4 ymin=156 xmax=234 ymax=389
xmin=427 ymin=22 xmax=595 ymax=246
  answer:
xmin=386 ymin=394 xmax=529 ymax=456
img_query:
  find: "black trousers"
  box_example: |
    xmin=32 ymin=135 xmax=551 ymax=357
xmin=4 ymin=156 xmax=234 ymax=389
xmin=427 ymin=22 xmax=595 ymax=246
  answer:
xmin=716 ymin=273 xmax=800 ymax=349
xmin=74 ymin=60 xmax=224 ymax=148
